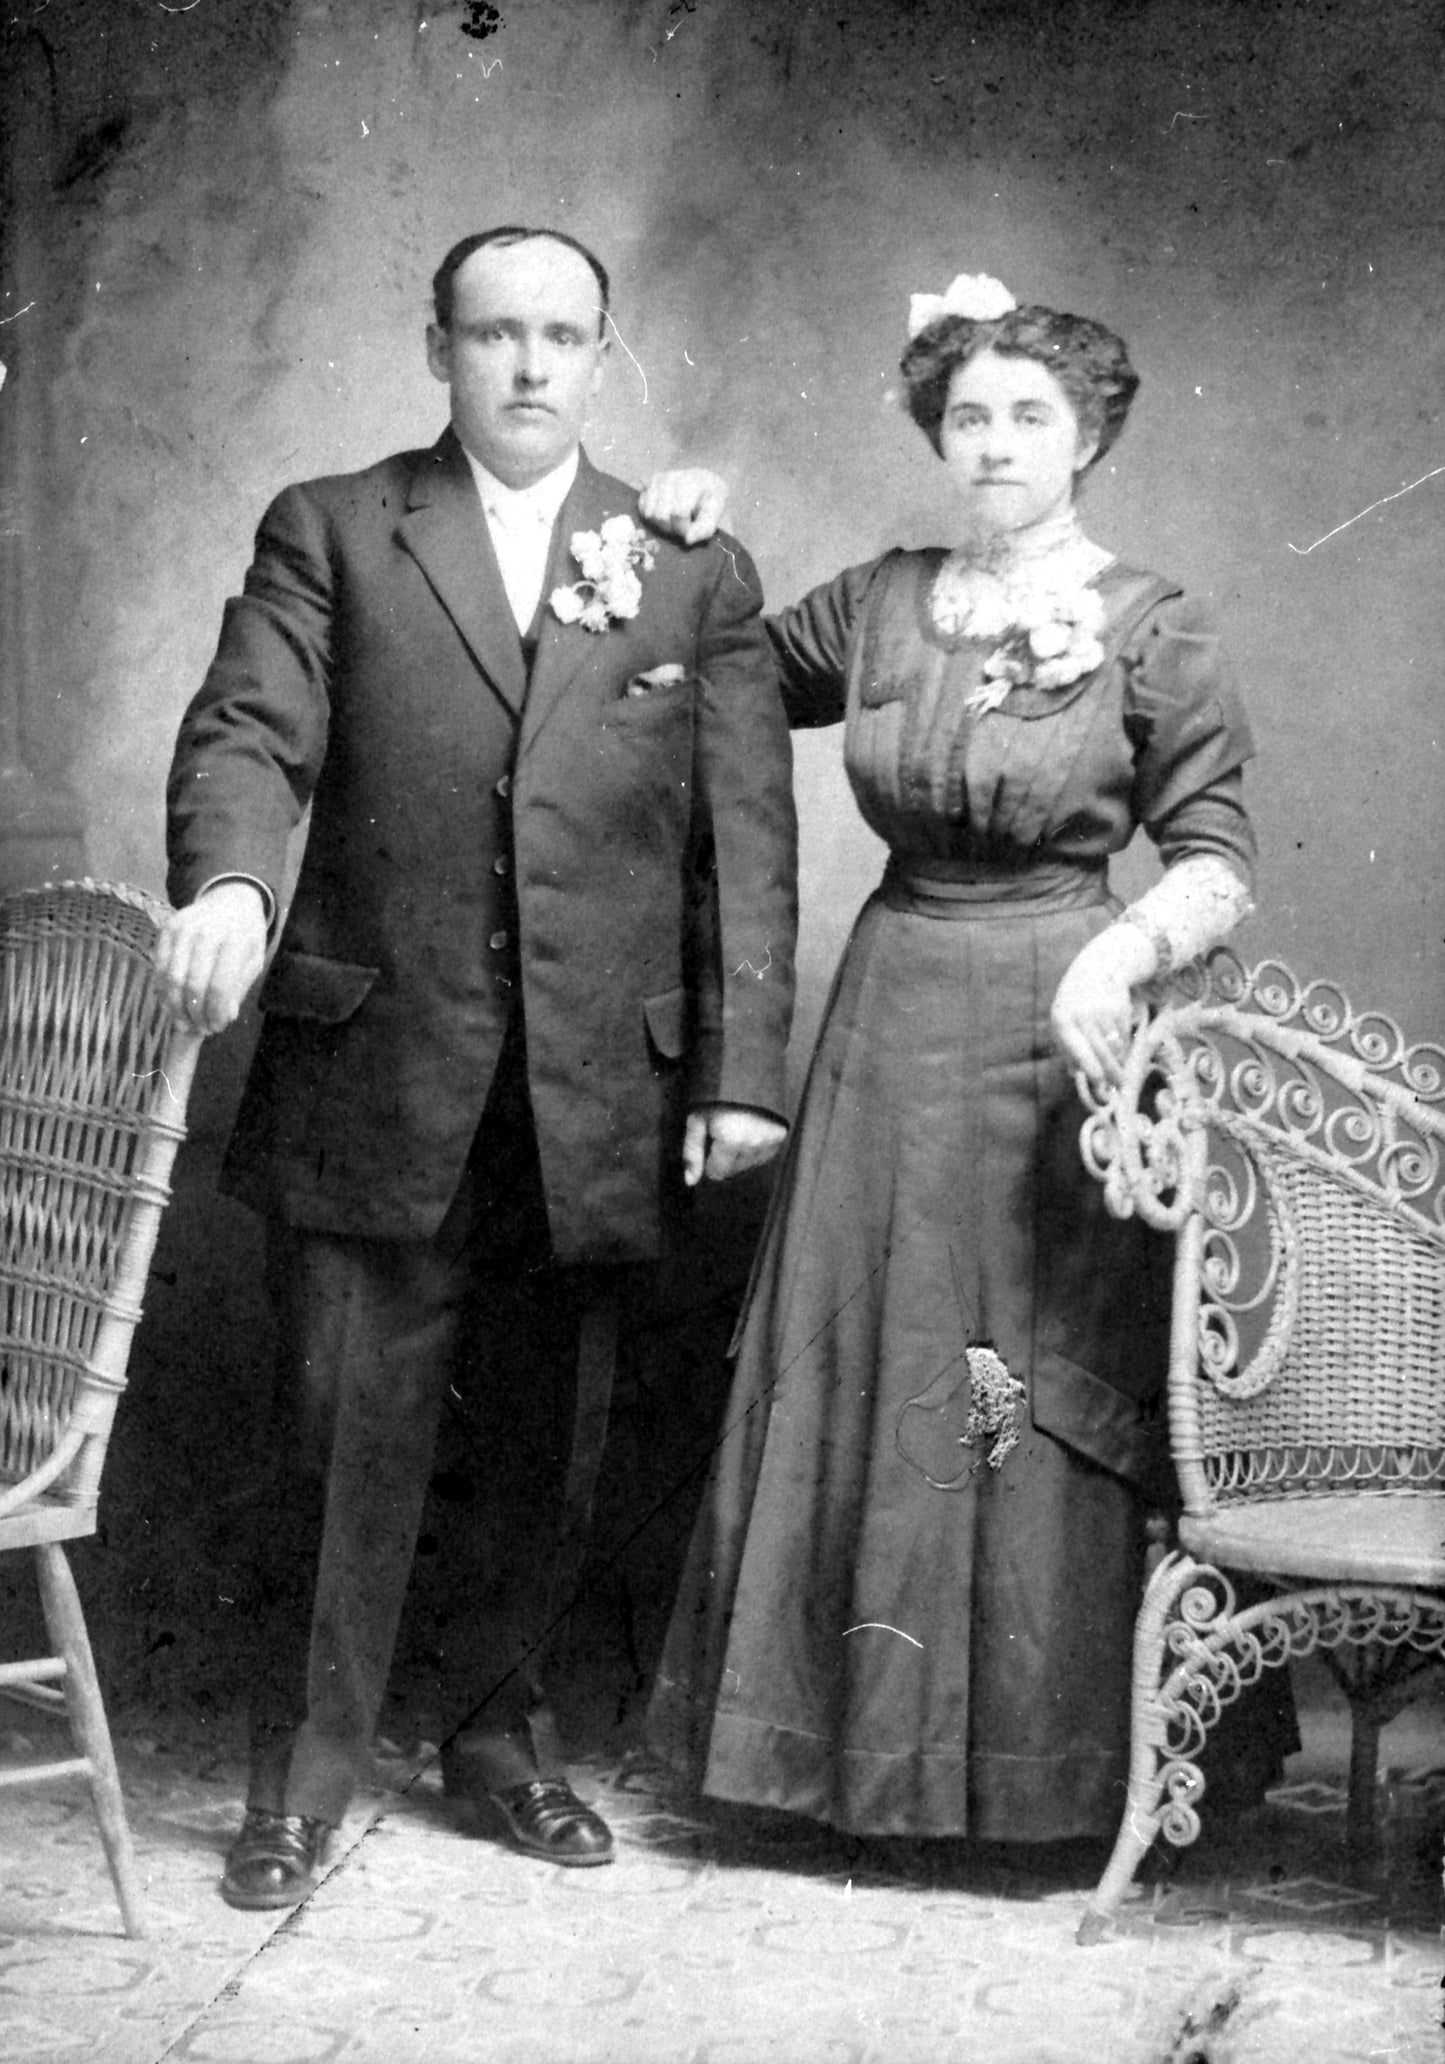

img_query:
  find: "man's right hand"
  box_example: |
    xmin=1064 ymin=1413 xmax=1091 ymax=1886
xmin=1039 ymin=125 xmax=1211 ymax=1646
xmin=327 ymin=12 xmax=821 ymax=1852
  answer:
xmin=638 ymin=468 xmax=730 ymax=545
xmin=154 ymin=880 xmax=269 ymax=1034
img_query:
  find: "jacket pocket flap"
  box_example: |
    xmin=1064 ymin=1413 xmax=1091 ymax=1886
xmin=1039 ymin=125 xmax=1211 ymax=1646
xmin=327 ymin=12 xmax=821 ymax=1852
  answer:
xmin=642 ymin=985 xmax=689 ymax=1060
xmin=258 ymin=950 xmax=380 ymax=1024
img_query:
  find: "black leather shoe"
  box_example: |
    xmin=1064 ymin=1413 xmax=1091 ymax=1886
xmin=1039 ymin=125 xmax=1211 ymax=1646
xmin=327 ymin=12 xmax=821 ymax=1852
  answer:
xmin=220 ymin=1807 xmax=334 ymax=1910
xmin=487 ymin=1779 xmax=615 ymax=1866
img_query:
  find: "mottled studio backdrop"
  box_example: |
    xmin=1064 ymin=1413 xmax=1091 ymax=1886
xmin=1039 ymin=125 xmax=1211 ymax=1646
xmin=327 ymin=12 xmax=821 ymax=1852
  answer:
xmin=3 ymin=0 xmax=1442 ymax=1065
xmin=0 ymin=0 xmax=1442 ymax=1711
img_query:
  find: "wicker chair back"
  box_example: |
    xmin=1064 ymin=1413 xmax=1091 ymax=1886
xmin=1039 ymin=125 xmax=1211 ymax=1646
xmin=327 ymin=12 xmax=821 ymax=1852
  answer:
xmin=1082 ymin=952 xmax=1445 ymax=1515
xmin=0 ymin=882 xmax=201 ymax=1520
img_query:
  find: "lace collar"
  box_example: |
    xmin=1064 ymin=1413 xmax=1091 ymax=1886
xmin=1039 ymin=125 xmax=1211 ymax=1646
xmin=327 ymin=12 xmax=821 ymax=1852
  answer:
xmin=929 ymin=513 xmax=1116 ymax=710
xmin=938 ymin=508 xmax=1113 ymax=589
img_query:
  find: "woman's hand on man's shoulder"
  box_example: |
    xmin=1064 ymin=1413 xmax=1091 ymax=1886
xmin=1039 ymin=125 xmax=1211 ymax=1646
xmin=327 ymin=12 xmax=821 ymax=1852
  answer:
xmin=640 ymin=468 xmax=730 ymax=545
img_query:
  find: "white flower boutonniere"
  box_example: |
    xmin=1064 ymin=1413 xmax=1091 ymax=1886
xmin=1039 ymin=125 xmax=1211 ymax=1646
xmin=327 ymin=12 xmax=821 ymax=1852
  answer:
xmin=929 ymin=532 xmax=1112 ymax=714
xmin=550 ymin=514 xmax=658 ymax=633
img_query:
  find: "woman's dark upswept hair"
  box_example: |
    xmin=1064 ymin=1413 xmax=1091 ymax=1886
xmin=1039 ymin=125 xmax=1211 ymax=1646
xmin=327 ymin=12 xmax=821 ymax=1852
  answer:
xmin=901 ymin=306 xmax=1139 ymax=472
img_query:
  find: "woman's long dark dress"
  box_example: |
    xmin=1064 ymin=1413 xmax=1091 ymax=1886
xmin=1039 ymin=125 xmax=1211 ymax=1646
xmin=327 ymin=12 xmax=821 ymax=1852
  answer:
xmin=649 ymin=548 xmax=1259 ymax=1842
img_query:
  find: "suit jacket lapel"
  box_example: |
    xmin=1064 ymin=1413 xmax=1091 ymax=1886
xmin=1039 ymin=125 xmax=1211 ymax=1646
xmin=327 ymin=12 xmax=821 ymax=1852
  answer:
xmin=395 ymin=429 xmax=527 ymax=719
xmin=521 ymin=453 xmax=625 ymax=758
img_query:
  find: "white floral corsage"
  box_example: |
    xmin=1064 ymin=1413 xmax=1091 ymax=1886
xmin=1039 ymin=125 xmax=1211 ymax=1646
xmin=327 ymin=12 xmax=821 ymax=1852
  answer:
xmin=931 ymin=552 xmax=1109 ymax=714
xmin=550 ymin=514 xmax=658 ymax=633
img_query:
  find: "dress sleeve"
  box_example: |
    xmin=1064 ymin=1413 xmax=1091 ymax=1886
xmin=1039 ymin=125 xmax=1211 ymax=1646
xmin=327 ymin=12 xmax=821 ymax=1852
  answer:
xmin=1124 ymin=594 xmax=1258 ymax=884
xmin=766 ymin=555 xmax=891 ymax=729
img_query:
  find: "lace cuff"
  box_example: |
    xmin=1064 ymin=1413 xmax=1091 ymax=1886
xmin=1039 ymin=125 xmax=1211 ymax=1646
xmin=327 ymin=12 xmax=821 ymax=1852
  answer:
xmin=1116 ymin=854 xmax=1253 ymax=979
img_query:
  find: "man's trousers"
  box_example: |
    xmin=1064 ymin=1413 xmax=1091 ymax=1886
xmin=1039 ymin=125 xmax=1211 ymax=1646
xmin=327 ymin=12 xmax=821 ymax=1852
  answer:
xmin=242 ymin=1022 xmax=630 ymax=1827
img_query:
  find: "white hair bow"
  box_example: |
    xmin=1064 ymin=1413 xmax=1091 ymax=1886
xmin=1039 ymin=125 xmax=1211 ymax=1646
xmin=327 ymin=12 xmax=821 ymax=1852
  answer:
xmin=907 ymin=273 xmax=1017 ymax=338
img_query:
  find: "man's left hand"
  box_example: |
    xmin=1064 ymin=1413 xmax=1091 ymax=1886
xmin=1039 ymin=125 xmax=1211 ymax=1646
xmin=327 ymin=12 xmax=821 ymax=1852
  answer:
xmin=683 ymin=1104 xmax=787 ymax=1186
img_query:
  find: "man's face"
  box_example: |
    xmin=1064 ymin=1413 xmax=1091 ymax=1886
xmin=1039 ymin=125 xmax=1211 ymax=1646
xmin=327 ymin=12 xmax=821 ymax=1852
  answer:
xmin=427 ymin=237 xmax=608 ymax=488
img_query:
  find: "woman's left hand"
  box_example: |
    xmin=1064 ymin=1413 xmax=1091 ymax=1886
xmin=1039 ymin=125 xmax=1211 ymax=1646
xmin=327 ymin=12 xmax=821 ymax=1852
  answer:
xmin=1050 ymin=923 xmax=1156 ymax=1095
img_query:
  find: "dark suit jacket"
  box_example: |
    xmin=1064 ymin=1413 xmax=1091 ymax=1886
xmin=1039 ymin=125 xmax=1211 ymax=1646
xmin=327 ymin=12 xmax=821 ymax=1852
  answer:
xmin=167 ymin=433 xmax=797 ymax=1262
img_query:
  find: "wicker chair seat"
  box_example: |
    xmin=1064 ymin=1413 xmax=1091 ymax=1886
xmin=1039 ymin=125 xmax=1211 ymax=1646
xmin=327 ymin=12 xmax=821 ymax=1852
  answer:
xmin=1179 ymin=1491 xmax=1445 ymax=1588
xmin=0 ymin=1496 xmax=99 ymax=1550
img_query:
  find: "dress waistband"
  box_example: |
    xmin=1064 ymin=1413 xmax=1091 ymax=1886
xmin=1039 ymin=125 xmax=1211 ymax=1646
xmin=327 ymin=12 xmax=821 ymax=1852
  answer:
xmin=880 ymin=855 xmax=1112 ymax=918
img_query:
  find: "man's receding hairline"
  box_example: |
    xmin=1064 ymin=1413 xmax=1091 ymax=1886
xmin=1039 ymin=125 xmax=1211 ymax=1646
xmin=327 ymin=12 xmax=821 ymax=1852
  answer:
xmin=433 ymin=226 xmax=611 ymax=332
xmin=457 ymin=240 xmax=601 ymax=308
xmin=465 ymin=231 xmax=595 ymax=275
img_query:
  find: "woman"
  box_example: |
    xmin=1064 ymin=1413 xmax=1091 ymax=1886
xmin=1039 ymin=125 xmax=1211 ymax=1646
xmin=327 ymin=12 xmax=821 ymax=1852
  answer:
xmin=644 ymin=275 xmax=1274 ymax=1848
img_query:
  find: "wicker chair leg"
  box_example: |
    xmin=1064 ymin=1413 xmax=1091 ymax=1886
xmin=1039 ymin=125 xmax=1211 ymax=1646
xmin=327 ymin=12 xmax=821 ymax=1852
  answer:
xmin=35 ymin=1543 xmax=147 ymax=1939
xmin=1078 ymin=1550 xmax=1200 ymax=1945
xmin=1344 ymin=1704 xmax=1381 ymax=1865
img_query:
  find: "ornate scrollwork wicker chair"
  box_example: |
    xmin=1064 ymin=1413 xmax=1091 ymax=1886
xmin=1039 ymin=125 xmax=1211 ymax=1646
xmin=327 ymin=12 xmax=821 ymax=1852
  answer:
xmin=1074 ymin=951 xmax=1445 ymax=1944
xmin=0 ymin=882 xmax=203 ymax=1938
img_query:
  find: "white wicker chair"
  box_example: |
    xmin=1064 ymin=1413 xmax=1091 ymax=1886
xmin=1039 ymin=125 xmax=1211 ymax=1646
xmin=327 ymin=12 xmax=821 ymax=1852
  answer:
xmin=0 ymin=882 xmax=203 ymax=1938
xmin=1074 ymin=951 xmax=1445 ymax=1944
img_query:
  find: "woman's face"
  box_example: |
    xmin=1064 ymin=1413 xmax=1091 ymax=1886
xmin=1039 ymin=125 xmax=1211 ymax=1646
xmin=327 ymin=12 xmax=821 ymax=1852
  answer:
xmin=937 ymin=349 xmax=1099 ymax=535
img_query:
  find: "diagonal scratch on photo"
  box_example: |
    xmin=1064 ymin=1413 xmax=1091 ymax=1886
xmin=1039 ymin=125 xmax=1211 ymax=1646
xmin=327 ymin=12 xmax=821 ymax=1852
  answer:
xmin=1286 ymin=462 xmax=1445 ymax=555
xmin=0 ymin=1 xmax=1440 ymax=2060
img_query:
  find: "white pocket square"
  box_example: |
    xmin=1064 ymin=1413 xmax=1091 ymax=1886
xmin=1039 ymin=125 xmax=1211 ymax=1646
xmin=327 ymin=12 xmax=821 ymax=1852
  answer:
xmin=624 ymin=664 xmax=687 ymax=699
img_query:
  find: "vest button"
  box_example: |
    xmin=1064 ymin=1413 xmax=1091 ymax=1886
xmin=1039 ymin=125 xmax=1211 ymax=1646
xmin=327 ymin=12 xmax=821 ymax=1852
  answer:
xmin=495 ymin=774 xmax=512 ymax=799
xmin=489 ymin=930 xmax=509 ymax=951
xmin=493 ymin=854 xmax=511 ymax=877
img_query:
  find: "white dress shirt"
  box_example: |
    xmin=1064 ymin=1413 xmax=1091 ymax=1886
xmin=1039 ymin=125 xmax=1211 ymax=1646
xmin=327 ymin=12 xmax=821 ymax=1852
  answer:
xmin=460 ymin=444 xmax=580 ymax=635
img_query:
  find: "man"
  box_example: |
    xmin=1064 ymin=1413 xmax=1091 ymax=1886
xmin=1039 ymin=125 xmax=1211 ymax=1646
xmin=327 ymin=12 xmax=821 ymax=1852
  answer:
xmin=159 ymin=227 xmax=796 ymax=1907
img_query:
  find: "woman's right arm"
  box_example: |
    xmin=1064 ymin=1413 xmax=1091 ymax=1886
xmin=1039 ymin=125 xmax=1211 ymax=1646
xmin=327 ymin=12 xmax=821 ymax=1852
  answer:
xmin=767 ymin=561 xmax=884 ymax=729
xmin=639 ymin=468 xmax=879 ymax=729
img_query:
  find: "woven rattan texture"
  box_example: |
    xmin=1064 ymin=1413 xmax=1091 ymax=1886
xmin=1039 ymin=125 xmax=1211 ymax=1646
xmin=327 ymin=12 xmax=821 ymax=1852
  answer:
xmin=0 ymin=883 xmax=179 ymax=1490
xmin=1196 ymin=1146 xmax=1445 ymax=1496
xmin=1081 ymin=952 xmax=1445 ymax=1510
